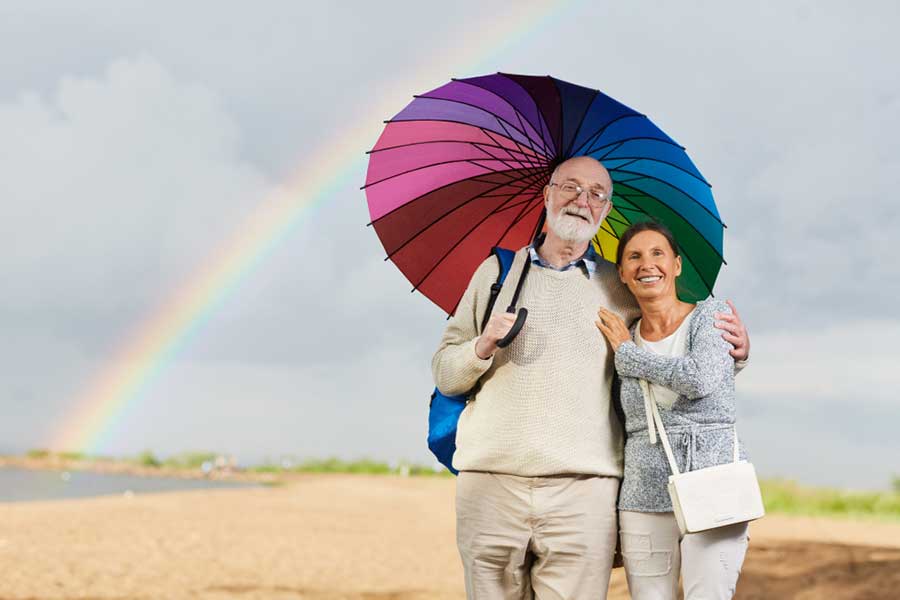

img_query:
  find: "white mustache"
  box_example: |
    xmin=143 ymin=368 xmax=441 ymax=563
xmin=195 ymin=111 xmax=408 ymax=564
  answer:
xmin=561 ymin=206 xmax=594 ymax=224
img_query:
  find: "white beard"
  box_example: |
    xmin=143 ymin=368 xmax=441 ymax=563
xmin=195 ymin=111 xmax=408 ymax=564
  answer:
xmin=546 ymin=205 xmax=602 ymax=244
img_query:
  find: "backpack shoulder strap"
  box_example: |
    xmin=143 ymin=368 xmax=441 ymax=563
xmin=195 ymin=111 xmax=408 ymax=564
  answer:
xmin=480 ymin=247 xmax=516 ymax=331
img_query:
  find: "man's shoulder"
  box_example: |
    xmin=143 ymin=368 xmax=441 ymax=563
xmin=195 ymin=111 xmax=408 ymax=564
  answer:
xmin=589 ymin=257 xmax=625 ymax=288
xmin=469 ymin=246 xmax=529 ymax=285
xmin=588 ymin=257 xmax=640 ymax=315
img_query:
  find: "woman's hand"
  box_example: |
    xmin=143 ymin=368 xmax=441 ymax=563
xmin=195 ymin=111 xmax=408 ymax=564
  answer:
xmin=596 ymin=308 xmax=631 ymax=352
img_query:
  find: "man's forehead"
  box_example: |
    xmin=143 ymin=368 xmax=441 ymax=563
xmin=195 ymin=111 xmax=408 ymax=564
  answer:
xmin=555 ymin=158 xmax=611 ymax=186
xmin=556 ymin=170 xmax=610 ymax=188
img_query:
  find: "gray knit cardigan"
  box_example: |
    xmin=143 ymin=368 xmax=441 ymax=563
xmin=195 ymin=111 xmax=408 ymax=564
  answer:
xmin=614 ymin=298 xmax=749 ymax=512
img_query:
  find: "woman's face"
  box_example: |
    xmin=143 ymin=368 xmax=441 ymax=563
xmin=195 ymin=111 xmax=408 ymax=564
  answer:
xmin=618 ymin=230 xmax=682 ymax=302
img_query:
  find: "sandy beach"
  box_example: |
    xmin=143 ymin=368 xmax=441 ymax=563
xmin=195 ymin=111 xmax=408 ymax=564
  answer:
xmin=1 ymin=474 xmax=899 ymax=600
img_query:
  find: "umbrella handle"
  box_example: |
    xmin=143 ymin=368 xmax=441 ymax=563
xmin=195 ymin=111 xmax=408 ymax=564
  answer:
xmin=496 ymin=308 xmax=528 ymax=348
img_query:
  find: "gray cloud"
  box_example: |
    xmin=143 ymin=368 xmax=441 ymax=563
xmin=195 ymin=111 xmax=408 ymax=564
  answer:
xmin=0 ymin=1 xmax=897 ymax=489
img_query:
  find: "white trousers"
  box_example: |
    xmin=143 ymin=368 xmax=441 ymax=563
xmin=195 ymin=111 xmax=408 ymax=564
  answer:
xmin=456 ymin=472 xmax=620 ymax=600
xmin=618 ymin=511 xmax=749 ymax=600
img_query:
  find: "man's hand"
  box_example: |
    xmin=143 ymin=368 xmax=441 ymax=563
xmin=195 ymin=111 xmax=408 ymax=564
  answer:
xmin=475 ymin=312 xmax=518 ymax=359
xmin=715 ymin=299 xmax=750 ymax=361
xmin=596 ymin=308 xmax=630 ymax=352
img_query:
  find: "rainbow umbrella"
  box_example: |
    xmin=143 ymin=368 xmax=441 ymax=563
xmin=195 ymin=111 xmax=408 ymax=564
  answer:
xmin=364 ymin=73 xmax=724 ymax=314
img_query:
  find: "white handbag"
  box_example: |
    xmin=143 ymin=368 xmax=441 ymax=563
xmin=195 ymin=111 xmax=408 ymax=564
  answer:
xmin=640 ymin=380 xmax=765 ymax=535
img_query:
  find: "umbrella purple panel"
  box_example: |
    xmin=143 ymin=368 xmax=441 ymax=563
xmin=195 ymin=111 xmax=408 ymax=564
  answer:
xmin=364 ymin=73 xmax=724 ymax=315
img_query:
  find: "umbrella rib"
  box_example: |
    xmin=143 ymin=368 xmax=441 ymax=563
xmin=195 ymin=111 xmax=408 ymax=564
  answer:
xmin=467 ymin=178 xmax=536 ymax=190
xmin=407 ymin=170 xmax=551 ymax=293
xmin=468 ymin=179 xmax=533 ymax=189
xmin=506 ymin=191 xmax=546 ymax=230
xmin=443 ymin=192 xmax=544 ymax=315
xmin=612 ymin=199 xmax=720 ymax=293
xmin=375 ymin=167 xmax=547 ymax=256
xmin=562 ymin=89 xmax=600 ymax=159
xmin=382 ymin=117 xmax=553 ymax=157
xmin=508 ymin=109 xmax=547 ymax=168
xmin=453 ymin=77 xmax=554 ymax=153
xmin=494 ymin=114 xmax=547 ymax=168
xmin=604 ymin=213 xmax=630 ymax=228
xmin=362 ymin=155 xmax=533 ymax=190
xmin=409 ymin=95 xmax=554 ymax=156
xmin=479 ymin=124 xmax=543 ymax=171
xmin=366 ymin=138 xmax=544 ymax=161
xmin=612 ymin=169 xmax=724 ymax=226
xmin=593 ymin=153 xmax=711 ymax=187
xmin=368 ymin=165 xmax=546 ymax=227
xmin=599 ymin=222 xmax=617 ymax=237
xmin=598 ymin=140 xmax=625 ymax=160
xmin=469 ymin=142 xmax=524 ymax=173
xmin=467 ymin=129 xmax=548 ymax=169
xmin=613 ymin=191 xmax=726 ymax=263
xmin=474 ymin=127 xmax=544 ymax=169
xmin=492 ymin=190 xmax=543 ymax=214
xmin=592 ymin=135 xmax=688 ymax=155
xmin=467 ymin=173 xmax=544 ymax=189
xmin=570 ymin=112 xmax=647 ymax=157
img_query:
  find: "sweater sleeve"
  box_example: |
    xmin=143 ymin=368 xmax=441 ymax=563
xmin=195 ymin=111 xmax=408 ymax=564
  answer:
xmin=614 ymin=300 xmax=734 ymax=399
xmin=431 ymin=258 xmax=497 ymax=397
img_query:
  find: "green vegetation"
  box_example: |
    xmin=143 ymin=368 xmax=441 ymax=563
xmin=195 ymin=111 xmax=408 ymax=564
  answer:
xmin=248 ymin=457 xmax=452 ymax=478
xmin=892 ymin=475 xmax=900 ymax=494
xmin=25 ymin=448 xmax=51 ymax=459
xmin=162 ymin=452 xmax=218 ymax=469
xmin=761 ymin=479 xmax=900 ymax=520
xmin=135 ymin=450 xmax=162 ymax=468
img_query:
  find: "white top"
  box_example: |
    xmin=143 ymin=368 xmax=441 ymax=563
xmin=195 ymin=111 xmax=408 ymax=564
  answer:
xmin=635 ymin=308 xmax=695 ymax=409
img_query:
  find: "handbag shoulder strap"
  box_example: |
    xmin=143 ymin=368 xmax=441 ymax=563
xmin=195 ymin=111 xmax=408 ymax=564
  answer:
xmin=640 ymin=380 xmax=740 ymax=476
xmin=643 ymin=382 xmax=681 ymax=475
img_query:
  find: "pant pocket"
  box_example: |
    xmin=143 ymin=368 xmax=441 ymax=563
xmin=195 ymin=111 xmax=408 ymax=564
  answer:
xmin=620 ymin=531 xmax=672 ymax=577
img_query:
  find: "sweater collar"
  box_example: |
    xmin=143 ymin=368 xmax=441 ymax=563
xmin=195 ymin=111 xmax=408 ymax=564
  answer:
xmin=528 ymin=242 xmax=598 ymax=276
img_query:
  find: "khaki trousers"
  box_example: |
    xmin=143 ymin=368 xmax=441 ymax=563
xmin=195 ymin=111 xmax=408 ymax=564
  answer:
xmin=618 ymin=511 xmax=749 ymax=600
xmin=455 ymin=472 xmax=619 ymax=600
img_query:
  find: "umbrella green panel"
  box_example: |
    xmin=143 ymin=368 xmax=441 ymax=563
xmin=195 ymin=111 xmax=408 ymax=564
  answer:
xmin=592 ymin=183 xmax=724 ymax=303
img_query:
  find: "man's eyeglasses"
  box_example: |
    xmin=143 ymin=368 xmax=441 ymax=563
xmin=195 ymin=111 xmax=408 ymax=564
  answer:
xmin=549 ymin=182 xmax=612 ymax=207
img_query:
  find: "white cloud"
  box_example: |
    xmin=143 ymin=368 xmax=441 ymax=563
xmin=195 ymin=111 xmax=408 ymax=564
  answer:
xmin=0 ymin=3 xmax=897 ymax=490
xmin=738 ymin=319 xmax=900 ymax=404
xmin=0 ymin=55 xmax=270 ymax=330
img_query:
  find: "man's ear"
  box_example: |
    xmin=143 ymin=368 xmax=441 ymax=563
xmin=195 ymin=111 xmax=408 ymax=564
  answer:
xmin=675 ymin=255 xmax=682 ymax=277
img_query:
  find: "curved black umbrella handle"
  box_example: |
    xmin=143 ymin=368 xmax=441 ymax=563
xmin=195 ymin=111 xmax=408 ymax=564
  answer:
xmin=496 ymin=307 xmax=528 ymax=348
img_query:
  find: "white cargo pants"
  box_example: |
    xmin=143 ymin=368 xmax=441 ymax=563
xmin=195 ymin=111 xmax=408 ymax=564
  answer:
xmin=618 ymin=511 xmax=749 ymax=600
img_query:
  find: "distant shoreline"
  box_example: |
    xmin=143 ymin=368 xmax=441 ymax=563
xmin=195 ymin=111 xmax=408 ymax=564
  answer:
xmin=0 ymin=455 xmax=280 ymax=484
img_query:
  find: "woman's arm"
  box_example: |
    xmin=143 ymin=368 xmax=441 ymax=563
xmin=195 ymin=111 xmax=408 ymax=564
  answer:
xmin=599 ymin=301 xmax=734 ymax=399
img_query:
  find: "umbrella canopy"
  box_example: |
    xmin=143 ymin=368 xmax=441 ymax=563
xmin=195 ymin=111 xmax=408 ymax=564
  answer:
xmin=364 ymin=73 xmax=724 ymax=314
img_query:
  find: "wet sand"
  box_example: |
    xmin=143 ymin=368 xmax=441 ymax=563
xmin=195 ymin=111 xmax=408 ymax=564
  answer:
xmin=1 ymin=474 xmax=898 ymax=599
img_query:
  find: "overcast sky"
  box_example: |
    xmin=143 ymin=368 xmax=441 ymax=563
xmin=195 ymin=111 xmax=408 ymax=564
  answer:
xmin=1 ymin=1 xmax=897 ymax=490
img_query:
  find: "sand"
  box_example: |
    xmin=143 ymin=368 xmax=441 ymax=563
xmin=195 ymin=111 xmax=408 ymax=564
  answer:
xmin=1 ymin=474 xmax=898 ymax=599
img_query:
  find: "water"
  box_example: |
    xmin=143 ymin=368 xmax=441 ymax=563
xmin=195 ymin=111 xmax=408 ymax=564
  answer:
xmin=0 ymin=467 xmax=256 ymax=502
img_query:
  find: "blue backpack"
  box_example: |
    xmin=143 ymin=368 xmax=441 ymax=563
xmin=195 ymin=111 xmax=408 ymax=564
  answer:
xmin=428 ymin=247 xmax=519 ymax=475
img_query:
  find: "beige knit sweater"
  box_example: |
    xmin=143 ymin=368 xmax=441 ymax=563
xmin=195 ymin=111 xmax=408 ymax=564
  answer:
xmin=431 ymin=247 xmax=640 ymax=477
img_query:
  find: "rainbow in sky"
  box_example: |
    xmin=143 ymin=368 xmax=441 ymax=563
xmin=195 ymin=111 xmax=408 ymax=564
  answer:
xmin=49 ymin=1 xmax=581 ymax=453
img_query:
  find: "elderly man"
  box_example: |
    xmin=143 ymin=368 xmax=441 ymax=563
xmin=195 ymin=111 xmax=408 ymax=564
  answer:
xmin=431 ymin=156 xmax=749 ymax=599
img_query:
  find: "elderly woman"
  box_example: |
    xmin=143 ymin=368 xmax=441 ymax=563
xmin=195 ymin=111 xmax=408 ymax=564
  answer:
xmin=596 ymin=221 xmax=751 ymax=600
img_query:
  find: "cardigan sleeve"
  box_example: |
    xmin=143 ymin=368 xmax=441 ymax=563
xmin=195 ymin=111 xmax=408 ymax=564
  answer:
xmin=614 ymin=300 xmax=734 ymax=399
xmin=431 ymin=258 xmax=497 ymax=396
